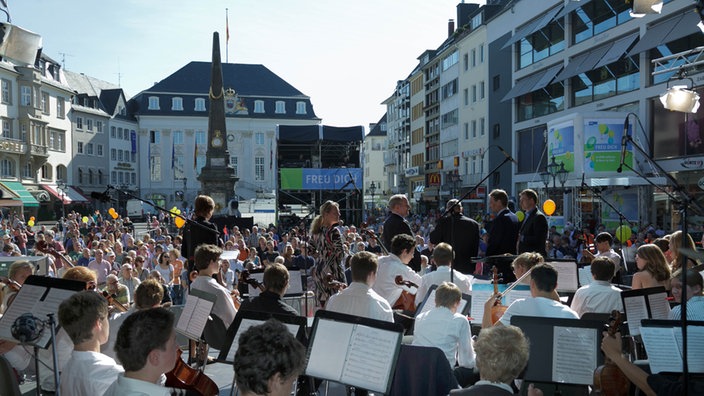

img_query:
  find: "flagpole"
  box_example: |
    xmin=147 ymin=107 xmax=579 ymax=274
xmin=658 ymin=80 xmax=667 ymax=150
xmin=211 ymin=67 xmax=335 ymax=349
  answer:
xmin=225 ymin=8 xmax=229 ymax=64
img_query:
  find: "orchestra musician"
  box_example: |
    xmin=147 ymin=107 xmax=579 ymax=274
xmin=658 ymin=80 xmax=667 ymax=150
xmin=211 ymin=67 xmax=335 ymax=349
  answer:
xmin=104 ymin=308 xmax=184 ymax=395
xmin=372 ymin=234 xmax=422 ymax=309
xmin=415 ymin=243 xmax=472 ymax=308
xmin=0 ymin=260 xmax=32 ymax=314
xmin=326 ymin=251 xmax=394 ymax=322
xmin=310 ymin=200 xmax=346 ymax=307
xmin=429 ymin=199 xmax=480 ymax=274
xmin=570 ymin=257 xmax=623 ymax=318
xmin=239 ymin=263 xmax=298 ymax=317
xmin=181 ymin=195 xmax=219 ymax=285
xmin=482 ymin=264 xmax=578 ymax=328
xmin=190 ymin=244 xmax=237 ymax=326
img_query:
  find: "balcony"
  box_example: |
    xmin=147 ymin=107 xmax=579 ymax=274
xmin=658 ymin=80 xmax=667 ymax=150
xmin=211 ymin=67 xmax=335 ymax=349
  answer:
xmin=29 ymin=144 xmax=48 ymax=156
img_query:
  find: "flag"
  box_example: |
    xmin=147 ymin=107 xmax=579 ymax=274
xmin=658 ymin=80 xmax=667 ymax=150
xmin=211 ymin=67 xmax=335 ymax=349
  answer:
xmin=226 ymin=9 xmax=230 ymax=44
xmin=269 ymin=140 xmax=273 ymax=170
xmin=171 ymin=139 xmax=175 ymax=170
xmin=193 ymin=142 xmax=198 ymax=170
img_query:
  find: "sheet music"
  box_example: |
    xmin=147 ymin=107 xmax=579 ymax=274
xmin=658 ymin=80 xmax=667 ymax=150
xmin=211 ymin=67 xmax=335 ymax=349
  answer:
xmin=340 ymin=323 xmax=398 ymax=392
xmin=640 ymin=326 xmax=683 ymax=373
xmin=286 ymin=270 xmax=303 ymax=296
xmin=549 ymin=261 xmax=579 ymax=292
xmin=552 ymin=326 xmax=597 ymax=384
xmin=673 ymin=326 xmax=704 ymax=373
xmin=306 ymin=319 xmax=353 ymax=380
xmin=220 ymin=250 xmax=239 ymax=260
xmin=224 ymin=317 xmax=299 ymax=362
xmin=175 ymin=295 xmax=214 ymax=340
xmin=469 ymin=283 xmax=504 ymax=323
xmin=623 ymin=296 xmax=649 ymax=335
xmin=578 ymin=265 xmax=592 ymax=287
xmin=647 ymin=293 xmax=671 ymax=319
xmin=506 ymin=285 xmax=531 ymax=306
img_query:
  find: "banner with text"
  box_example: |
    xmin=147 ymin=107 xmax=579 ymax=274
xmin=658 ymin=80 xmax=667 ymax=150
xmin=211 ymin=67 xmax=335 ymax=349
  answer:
xmin=280 ymin=168 xmax=362 ymax=190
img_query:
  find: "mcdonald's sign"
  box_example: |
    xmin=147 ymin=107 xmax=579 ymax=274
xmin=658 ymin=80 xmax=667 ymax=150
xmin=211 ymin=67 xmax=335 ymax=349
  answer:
xmin=428 ymin=173 xmax=441 ymax=187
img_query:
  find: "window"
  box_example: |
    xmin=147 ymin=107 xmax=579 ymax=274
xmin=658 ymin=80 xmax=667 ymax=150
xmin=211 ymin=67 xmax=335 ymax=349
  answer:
xmin=97 ymin=144 xmax=103 ymax=156
xmin=118 ymin=150 xmax=123 ymax=161
xmin=472 ymin=85 xmax=477 ymax=103
xmin=57 ymin=97 xmax=65 ymax=118
xmin=230 ymin=156 xmax=238 ymax=177
xmin=519 ymin=15 xmax=565 ymax=69
xmin=517 ymin=125 xmax=547 ymax=174
xmin=150 ymin=130 xmax=160 ymax=144
xmin=463 ymin=122 xmax=469 ymax=139
xmin=463 ymin=53 xmax=469 ymax=71
xmin=49 ymin=129 xmax=65 ymax=151
xmin=195 ymin=98 xmax=206 ymax=111
xmin=255 ymin=132 xmax=265 ymax=145
xmin=111 ymin=126 xmax=116 ymax=138
xmin=255 ymin=156 xmax=265 ymax=181
xmin=148 ymin=96 xmax=160 ymax=110
xmin=111 ymin=171 xmax=117 ymax=184
xmin=41 ymin=92 xmax=50 ymax=113
xmin=572 ymin=56 xmax=639 ymax=106
xmin=118 ymin=127 xmax=123 ymax=140
xmin=296 ymin=101 xmax=306 ymax=114
xmin=471 ymin=49 xmax=476 ymax=67
xmin=441 ymin=79 xmax=458 ymax=100
xmin=85 ymin=143 xmax=94 ymax=155
xmin=480 ymin=118 xmax=485 ymax=136
xmin=41 ymin=164 xmax=51 ymax=180
xmin=441 ymin=109 xmax=458 ymax=128
xmin=254 ymin=100 xmax=264 ymax=113
xmin=172 ymin=97 xmax=183 ymax=111
xmin=571 ymin=0 xmax=632 ymax=44
xmin=78 ymin=169 xmax=83 ymax=184
xmin=57 ymin=165 xmax=66 ymax=182
xmin=111 ymin=148 xmax=117 ymax=160
xmin=441 ymin=50 xmax=459 ymax=71
xmin=76 ymin=117 xmax=83 ymax=130
xmin=479 ymin=45 xmax=484 ymax=63
xmin=471 ymin=120 xmax=477 ymax=138
xmin=77 ymin=142 xmax=83 ymax=154
xmin=1 ymin=159 xmax=14 ymax=177
xmin=98 ymin=170 xmax=104 ymax=184
xmin=150 ymin=156 xmax=162 ymax=182
xmin=131 ymin=173 xmax=136 ymax=185
xmin=1 ymin=79 xmax=10 ymax=104
xmin=275 ymin=101 xmax=285 ymax=114
xmin=96 ymin=121 xmax=103 ymax=133
xmin=195 ymin=130 xmax=206 ymax=145
xmin=463 ymin=88 xmax=469 ymax=106
xmin=517 ymin=80 xmax=565 ymax=122
xmin=173 ymin=130 xmax=184 ymax=144
xmin=480 ymin=81 xmax=485 ymax=100
xmin=20 ymin=86 xmax=31 ymax=106
xmin=88 ymin=169 xmax=94 ymax=185
xmin=86 ymin=119 xmax=93 ymax=132
xmin=2 ymin=119 xmax=10 ymax=138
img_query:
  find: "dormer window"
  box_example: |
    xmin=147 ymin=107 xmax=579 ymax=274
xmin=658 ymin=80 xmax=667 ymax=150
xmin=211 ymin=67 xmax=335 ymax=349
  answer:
xmin=296 ymin=101 xmax=306 ymax=115
xmin=275 ymin=101 xmax=285 ymax=114
xmin=195 ymin=98 xmax=206 ymax=111
xmin=172 ymin=97 xmax=183 ymax=111
xmin=148 ymin=96 xmax=160 ymax=110
xmin=254 ymin=100 xmax=264 ymax=113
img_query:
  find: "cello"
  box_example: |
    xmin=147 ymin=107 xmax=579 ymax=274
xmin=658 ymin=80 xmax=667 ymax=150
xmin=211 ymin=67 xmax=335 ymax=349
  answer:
xmin=165 ymin=349 xmax=219 ymax=396
xmin=393 ymin=275 xmax=418 ymax=313
xmin=593 ymin=310 xmax=630 ymax=396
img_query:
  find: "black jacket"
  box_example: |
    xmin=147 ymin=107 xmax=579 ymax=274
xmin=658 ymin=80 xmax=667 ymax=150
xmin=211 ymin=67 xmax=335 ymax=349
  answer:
xmin=517 ymin=208 xmax=548 ymax=257
xmin=429 ymin=212 xmax=480 ymax=274
xmin=382 ymin=212 xmax=421 ymax=272
xmin=181 ymin=216 xmax=219 ymax=273
xmin=486 ymin=208 xmax=520 ymax=256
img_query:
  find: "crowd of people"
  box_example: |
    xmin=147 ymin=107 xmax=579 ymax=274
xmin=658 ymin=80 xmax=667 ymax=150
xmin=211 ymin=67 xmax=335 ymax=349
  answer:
xmin=0 ymin=187 xmax=700 ymax=395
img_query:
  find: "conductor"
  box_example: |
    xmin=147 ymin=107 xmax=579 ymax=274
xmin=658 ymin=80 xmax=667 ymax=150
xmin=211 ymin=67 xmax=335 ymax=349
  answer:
xmin=429 ymin=199 xmax=480 ymax=274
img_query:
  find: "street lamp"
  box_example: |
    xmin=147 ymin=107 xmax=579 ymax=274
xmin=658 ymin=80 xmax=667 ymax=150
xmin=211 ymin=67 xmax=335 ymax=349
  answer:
xmin=368 ymin=181 xmax=376 ymax=215
xmin=448 ymin=173 xmax=462 ymax=197
xmin=540 ymin=156 xmax=569 ymax=194
xmin=57 ymin=180 xmax=67 ymax=219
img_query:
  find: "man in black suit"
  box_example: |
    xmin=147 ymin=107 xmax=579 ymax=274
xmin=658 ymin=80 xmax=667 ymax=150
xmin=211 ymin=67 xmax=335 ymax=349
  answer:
xmin=181 ymin=195 xmax=220 ymax=282
xmin=381 ymin=194 xmax=421 ymax=272
xmin=517 ymin=189 xmax=548 ymax=257
xmin=486 ymin=189 xmax=519 ymax=256
xmin=429 ymin=199 xmax=479 ymax=274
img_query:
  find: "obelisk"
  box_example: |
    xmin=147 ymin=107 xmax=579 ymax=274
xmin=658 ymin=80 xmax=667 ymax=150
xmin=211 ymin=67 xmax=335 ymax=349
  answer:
xmin=197 ymin=32 xmax=238 ymax=213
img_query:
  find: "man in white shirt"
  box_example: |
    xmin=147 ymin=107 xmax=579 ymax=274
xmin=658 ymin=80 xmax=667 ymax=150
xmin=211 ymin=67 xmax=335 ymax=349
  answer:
xmin=570 ymin=257 xmax=623 ymax=317
xmin=414 ymin=282 xmax=476 ymax=387
xmin=373 ymin=234 xmax=422 ymax=308
xmin=326 ymin=251 xmax=394 ymax=322
xmin=482 ymin=263 xmax=579 ymax=328
xmin=582 ymin=232 xmax=622 ymax=277
xmin=58 ymin=291 xmax=124 ymax=395
xmin=190 ymin=244 xmax=238 ymax=326
xmin=104 ymin=308 xmax=184 ymax=396
xmin=415 ymin=242 xmax=472 ymax=308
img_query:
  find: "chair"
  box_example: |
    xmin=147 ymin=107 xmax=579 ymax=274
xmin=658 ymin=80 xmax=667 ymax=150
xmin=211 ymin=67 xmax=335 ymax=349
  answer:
xmin=0 ymin=355 xmax=21 ymax=396
xmin=389 ymin=344 xmax=459 ymax=396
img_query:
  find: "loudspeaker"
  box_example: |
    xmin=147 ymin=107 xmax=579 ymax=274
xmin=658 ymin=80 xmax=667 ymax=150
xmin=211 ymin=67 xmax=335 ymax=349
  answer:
xmin=0 ymin=23 xmax=42 ymax=65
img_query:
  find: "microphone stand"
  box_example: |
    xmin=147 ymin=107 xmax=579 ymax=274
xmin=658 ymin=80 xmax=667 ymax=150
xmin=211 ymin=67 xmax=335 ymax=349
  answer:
xmin=440 ymin=154 xmax=515 ymax=283
xmin=619 ymin=120 xmax=703 ymax=396
xmin=47 ymin=313 xmax=59 ymax=396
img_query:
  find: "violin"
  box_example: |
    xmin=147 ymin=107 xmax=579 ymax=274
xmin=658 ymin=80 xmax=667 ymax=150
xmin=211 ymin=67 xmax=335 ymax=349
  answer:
xmin=1 ymin=276 xmax=22 ymax=308
xmin=490 ymin=266 xmax=533 ymax=324
xmin=393 ymin=275 xmax=417 ymax=313
xmin=325 ymin=273 xmax=347 ymax=291
xmin=101 ymin=290 xmax=128 ymax=313
xmin=35 ymin=240 xmax=74 ymax=268
xmin=593 ymin=310 xmax=630 ymax=396
xmin=360 ymin=222 xmax=389 ymax=255
xmin=240 ymin=270 xmax=265 ymax=292
xmin=165 ymin=348 xmax=219 ymax=396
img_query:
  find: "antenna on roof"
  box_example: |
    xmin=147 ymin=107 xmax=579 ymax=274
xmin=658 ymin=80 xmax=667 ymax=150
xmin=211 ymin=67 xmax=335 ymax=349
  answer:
xmin=58 ymin=52 xmax=73 ymax=69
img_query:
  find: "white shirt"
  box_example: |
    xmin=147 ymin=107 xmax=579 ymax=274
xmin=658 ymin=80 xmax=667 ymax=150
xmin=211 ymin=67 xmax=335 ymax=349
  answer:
xmin=326 ymin=282 xmax=394 ymax=322
xmin=415 ymin=266 xmax=472 ymax=307
xmin=595 ymin=249 xmax=622 ymax=275
xmin=190 ymin=275 xmax=237 ymax=326
xmin=373 ymin=254 xmax=422 ymax=306
xmin=413 ymin=306 xmax=475 ymax=368
xmin=499 ymin=296 xmax=579 ymax=326
xmin=60 ymin=350 xmax=123 ymax=395
xmin=102 ymin=308 xmax=136 ymax=361
xmin=570 ymin=280 xmax=624 ymax=317
xmin=105 ymin=373 xmax=183 ymax=396
xmin=38 ymin=328 xmax=74 ymax=392
xmin=669 ymin=295 xmax=704 ymax=321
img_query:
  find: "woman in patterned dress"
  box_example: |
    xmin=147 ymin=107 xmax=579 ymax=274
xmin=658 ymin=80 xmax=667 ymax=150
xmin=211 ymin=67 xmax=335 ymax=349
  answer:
xmin=310 ymin=200 xmax=346 ymax=307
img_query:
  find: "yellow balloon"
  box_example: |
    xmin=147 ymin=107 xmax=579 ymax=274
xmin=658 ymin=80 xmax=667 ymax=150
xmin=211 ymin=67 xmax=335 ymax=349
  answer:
xmin=110 ymin=211 xmax=119 ymax=219
xmin=27 ymin=219 xmax=34 ymax=227
xmin=174 ymin=216 xmax=186 ymax=228
xmin=516 ymin=210 xmax=525 ymax=222
xmin=543 ymin=199 xmax=556 ymax=216
xmin=82 ymin=216 xmax=89 ymax=223
xmin=30 ymin=216 xmax=35 ymax=221
xmin=615 ymin=225 xmax=632 ymax=242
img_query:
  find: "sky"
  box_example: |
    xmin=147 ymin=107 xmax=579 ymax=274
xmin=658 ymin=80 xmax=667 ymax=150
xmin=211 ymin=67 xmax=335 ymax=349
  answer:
xmin=10 ymin=0 xmax=486 ymax=130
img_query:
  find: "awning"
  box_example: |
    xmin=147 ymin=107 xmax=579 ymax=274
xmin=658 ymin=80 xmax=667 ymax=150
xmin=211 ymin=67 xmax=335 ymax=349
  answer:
xmin=501 ymin=71 xmax=545 ymax=102
xmin=593 ymin=32 xmax=640 ymax=69
xmin=627 ymin=10 xmax=701 ymax=56
xmin=554 ymin=44 xmax=611 ymax=81
xmin=555 ymin=0 xmax=593 ymax=19
xmin=531 ymin=63 xmax=564 ymax=91
xmin=0 ymin=182 xmax=39 ymax=207
xmin=501 ymin=6 xmax=563 ymax=50
xmin=42 ymin=184 xmax=89 ymax=204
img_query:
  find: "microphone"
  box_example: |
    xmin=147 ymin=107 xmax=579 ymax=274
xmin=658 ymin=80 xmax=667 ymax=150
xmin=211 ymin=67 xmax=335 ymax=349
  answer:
xmin=580 ymin=173 xmax=586 ymax=192
xmin=496 ymin=146 xmax=518 ymax=165
xmin=617 ymin=116 xmax=629 ymax=173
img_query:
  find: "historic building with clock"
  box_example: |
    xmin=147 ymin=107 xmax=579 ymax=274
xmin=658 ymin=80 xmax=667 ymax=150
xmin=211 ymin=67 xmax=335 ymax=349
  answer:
xmin=130 ymin=61 xmax=320 ymax=212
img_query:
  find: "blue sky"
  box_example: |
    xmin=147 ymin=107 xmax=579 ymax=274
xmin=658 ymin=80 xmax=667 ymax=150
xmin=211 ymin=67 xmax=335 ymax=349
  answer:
xmin=9 ymin=0 xmax=484 ymax=129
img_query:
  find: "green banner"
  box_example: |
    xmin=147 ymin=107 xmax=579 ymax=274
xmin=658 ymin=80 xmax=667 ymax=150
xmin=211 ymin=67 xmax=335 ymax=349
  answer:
xmin=280 ymin=169 xmax=304 ymax=190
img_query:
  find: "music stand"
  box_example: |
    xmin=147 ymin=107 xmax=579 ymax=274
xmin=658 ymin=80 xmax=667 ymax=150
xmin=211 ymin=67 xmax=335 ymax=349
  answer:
xmin=174 ymin=288 xmax=216 ymax=369
xmin=0 ymin=275 xmax=85 ymax=395
xmin=305 ymin=310 xmax=404 ymax=395
xmin=415 ymin=284 xmax=472 ymax=318
xmin=640 ymin=319 xmax=704 ymax=375
xmin=620 ymin=286 xmax=670 ymax=336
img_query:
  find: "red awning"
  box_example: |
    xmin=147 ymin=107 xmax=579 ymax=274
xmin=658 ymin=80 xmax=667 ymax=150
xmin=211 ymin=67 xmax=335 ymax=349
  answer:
xmin=42 ymin=184 xmax=89 ymax=204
